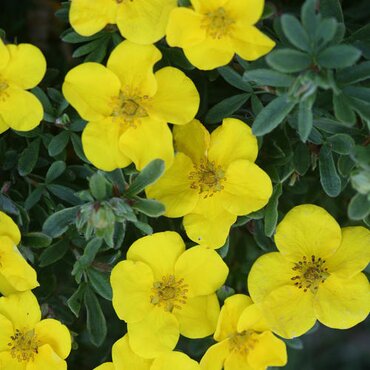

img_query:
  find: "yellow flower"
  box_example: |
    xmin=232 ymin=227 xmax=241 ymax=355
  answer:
xmin=248 ymin=204 xmax=370 ymax=339
xmin=0 ymin=39 xmax=46 ymax=133
xmin=146 ymin=119 xmax=272 ymax=249
xmin=69 ymin=0 xmax=177 ymax=45
xmin=0 ymin=212 xmax=38 ymax=295
xmin=166 ymin=0 xmax=275 ymax=70
xmin=94 ymin=334 xmax=200 ymax=370
xmin=200 ymin=294 xmax=287 ymax=370
xmin=110 ymin=231 xmax=228 ymax=358
xmin=0 ymin=291 xmax=71 ymax=369
xmin=63 ymin=40 xmax=199 ymax=171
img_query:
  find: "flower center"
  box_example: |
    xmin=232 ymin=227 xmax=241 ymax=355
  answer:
xmin=150 ymin=274 xmax=188 ymax=312
xmin=111 ymin=92 xmax=148 ymax=126
xmin=0 ymin=79 xmax=9 ymax=101
xmin=229 ymin=331 xmax=259 ymax=354
xmin=8 ymin=329 xmax=40 ymax=362
xmin=291 ymin=255 xmax=330 ymax=292
xmin=201 ymin=7 xmax=235 ymax=39
xmin=189 ymin=159 xmax=226 ymax=198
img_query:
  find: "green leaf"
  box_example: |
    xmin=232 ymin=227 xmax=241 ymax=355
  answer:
xmin=132 ymin=198 xmax=165 ymax=217
xmin=25 ymin=186 xmax=45 ymax=210
xmin=347 ymin=96 xmax=370 ymax=122
xmin=87 ymin=268 xmax=113 ymax=300
xmin=333 ymin=93 xmax=356 ymax=124
xmin=39 ymin=239 xmax=69 ymax=267
xmin=298 ymin=97 xmax=314 ymax=142
xmin=62 ymin=30 xmax=104 ymax=43
xmin=43 ymin=206 xmax=80 ymax=237
xmin=266 ymin=49 xmax=311 ymax=73
xmin=301 ymin=0 xmax=319 ymax=36
xmin=319 ymin=145 xmax=341 ymax=197
xmin=46 ymin=161 xmax=66 ymax=183
xmin=89 ymin=172 xmax=109 ymax=200
xmin=243 ymin=69 xmax=294 ymax=87
xmin=264 ymin=183 xmax=283 ymax=237
xmin=126 ymin=159 xmax=165 ymax=196
xmin=284 ymin=338 xmax=304 ymax=350
xmin=317 ymin=45 xmax=361 ymax=69
xmin=84 ymin=286 xmax=107 ymax=347
xmin=31 ymin=87 xmax=53 ymax=114
xmin=217 ymin=66 xmax=252 ymax=92
xmin=72 ymin=37 xmax=109 ymax=58
xmin=343 ymin=86 xmax=370 ymax=102
xmin=348 ymin=193 xmax=370 ymax=220
xmin=281 ymin=14 xmax=311 ymax=51
xmin=205 ymin=93 xmax=250 ymax=124
xmin=320 ymin=0 xmax=344 ymax=23
xmin=22 ymin=232 xmax=52 ymax=249
xmin=252 ymin=95 xmax=296 ymax=136
xmin=48 ymin=131 xmax=70 ymax=157
xmin=315 ymin=18 xmax=338 ymax=48
xmin=77 ymin=238 xmax=103 ymax=269
xmin=18 ymin=139 xmax=41 ymax=176
xmin=327 ymin=134 xmax=355 ymax=155
xmin=47 ymin=184 xmax=80 ymax=205
xmin=294 ymin=142 xmax=311 ymax=175
xmin=67 ymin=283 xmax=86 ymax=317
xmin=337 ymin=62 xmax=370 ymax=84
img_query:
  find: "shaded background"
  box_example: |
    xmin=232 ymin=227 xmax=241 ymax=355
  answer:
xmin=0 ymin=0 xmax=369 ymax=369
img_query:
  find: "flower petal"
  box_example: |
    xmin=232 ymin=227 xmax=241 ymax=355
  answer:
xmin=183 ymin=196 xmax=237 ymax=248
xmin=117 ymin=0 xmax=177 ymax=44
xmin=175 ymin=246 xmax=228 ymax=297
xmin=221 ymin=159 xmax=272 ymax=216
xmin=226 ymin=0 xmax=265 ymax=25
xmin=34 ymin=319 xmax=71 ymax=359
xmin=128 ymin=308 xmax=179 ymax=359
xmin=127 ymin=231 xmax=185 ymax=281
xmin=145 ymin=153 xmax=198 ymax=218
xmin=175 ymin=294 xmax=220 ymax=338
xmin=82 ymin=118 xmax=131 ymax=171
xmin=166 ymin=8 xmax=206 ymax=47
xmin=0 ymin=211 xmax=21 ymax=245
xmin=274 ymin=204 xmax=342 ymax=261
xmin=327 ymin=227 xmax=370 ymax=278
xmin=237 ymin=303 xmax=271 ymax=333
xmin=214 ymin=294 xmax=252 ymax=342
xmin=0 ymin=117 xmax=9 ymax=134
xmin=208 ymin=118 xmax=258 ymax=166
xmin=0 ymin=87 xmax=43 ymax=131
xmin=107 ymin=41 xmax=161 ymax=97
xmin=224 ymin=351 xmax=251 ymax=370
xmin=314 ymin=273 xmax=370 ymax=329
xmin=146 ymin=67 xmax=200 ymax=125
xmin=0 ymin=314 xmax=13 ymax=351
xmin=0 ymin=351 xmax=26 ymax=370
xmin=111 ymin=260 xmax=154 ymax=323
xmin=63 ymin=63 xmax=120 ymax=121
xmin=151 ymin=351 xmax=200 ymax=370
xmin=0 ymin=38 xmax=10 ymax=69
xmin=191 ymin=0 xmax=228 ymax=13
xmin=200 ymin=341 xmax=229 ymax=370
xmin=94 ymin=363 xmax=115 ymax=370
xmin=119 ymin=118 xmax=174 ymax=171
xmin=26 ymin=344 xmax=67 ymax=370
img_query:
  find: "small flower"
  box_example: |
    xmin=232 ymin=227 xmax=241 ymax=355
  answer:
xmin=110 ymin=231 xmax=229 ymax=358
xmin=166 ymin=0 xmax=275 ymax=70
xmin=0 ymin=38 xmax=46 ymax=133
xmin=200 ymin=294 xmax=287 ymax=370
xmin=63 ymin=40 xmax=199 ymax=171
xmin=0 ymin=212 xmax=38 ymax=295
xmin=146 ymin=119 xmax=272 ymax=248
xmin=248 ymin=204 xmax=370 ymax=338
xmin=0 ymin=291 xmax=71 ymax=369
xmin=69 ymin=0 xmax=177 ymax=45
xmin=94 ymin=334 xmax=200 ymax=370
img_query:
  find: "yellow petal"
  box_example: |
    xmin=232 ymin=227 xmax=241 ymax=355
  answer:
xmin=94 ymin=363 xmax=115 ymax=370
xmin=69 ymin=0 xmax=117 ymax=36
xmin=117 ymin=0 xmax=177 ymax=44
xmin=119 ymin=118 xmax=174 ymax=171
xmin=111 ymin=260 xmax=154 ymax=323
xmin=34 ymin=319 xmax=71 ymax=359
xmin=0 ymin=211 xmax=21 ymax=244
xmin=166 ymin=8 xmax=205 ymax=47
xmin=214 ymin=294 xmax=252 ymax=342
xmin=146 ymin=67 xmax=200 ymax=125
xmin=200 ymin=341 xmax=229 ymax=370
xmin=0 ymin=87 xmax=43 ymax=131
xmin=63 ymin=63 xmax=121 ymax=121
xmin=127 ymin=231 xmax=185 ymax=281
xmin=208 ymin=118 xmax=258 ymax=166
xmin=173 ymin=119 xmax=210 ymax=164
xmin=274 ymin=204 xmax=342 ymax=262
xmin=128 ymin=308 xmax=179 ymax=359
xmin=226 ymin=0 xmax=265 ymax=25
xmin=26 ymin=344 xmax=66 ymax=370
xmin=248 ymin=252 xmax=294 ymax=303
xmin=237 ymin=303 xmax=270 ymax=333
xmin=0 ymin=314 xmax=13 ymax=351
xmin=191 ymin=0 xmax=228 ymax=13
xmin=327 ymin=227 xmax=370 ymax=278
xmin=82 ymin=118 xmax=131 ymax=171
xmin=231 ymin=25 xmax=275 ymax=61
xmin=221 ymin=159 xmax=272 ymax=215
xmin=183 ymin=196 xmax=237 ymax=249
xmin=0 ymin=38 xmax=10 ymax=69
xmin=184 ymin=36 xmax=234 ymax=70
xmin=107 ymin=41 xmax=161 ymax=97
xmin=0 ymin=351 xmax=26 ymax=370
xmin=175 ymin=294 xmax=220 ymax=338
xmin=224 ymin=351 xmax=251 ymax=370
xmin=260 ymin=285 xmax=316 ymax=338
xmin=314 ymin=273 xmax=370 ymax=329
xmin=248 ymin=331 xmax=287 ymax=368
xmin=146 ymin=153 xmax=199 ymax=218
xmin=112 ymin=335 xmax=152 ymax=370
xmin=0 ymin=291 xmax=41 ymax=329
xmin=175 ymin=246 xmax=228 ymax=297
xmin=0 ymin=117 xmax=9 ymax=134
xmin=151 ymin=351 xmax=200 ymax=370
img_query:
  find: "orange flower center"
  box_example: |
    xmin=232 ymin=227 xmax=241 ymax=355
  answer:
xmin=202 ymin=7 xmax=235 ymax=39
xmin=111 ymin=92 xmax=148 ymax=126
xmin=189 ymin=159 xmax=226 ymax=198
xmin=150 ymin=274 xmax=188 ymax=312
xmin=229 ymin=330 xmax=259 ymax=354
xmin=291 ymin=255 xmax=330 ymax=293
xmin=8 ymin=328 xmax=40 ymax=362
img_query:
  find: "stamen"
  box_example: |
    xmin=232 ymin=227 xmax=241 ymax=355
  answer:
xmin=0 ymin=79 xmax=9 ymax=102
xmin=8 ymin=329 xmax=40 ymax=362
xmin=201 ymin=7 xmax=235 ymax=39
xmin=229 ymin=331 xmax=259 ymax=354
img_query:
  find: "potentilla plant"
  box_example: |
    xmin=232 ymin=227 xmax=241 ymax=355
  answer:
xmin=0 ymin=0 xmax=369 ymax=369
